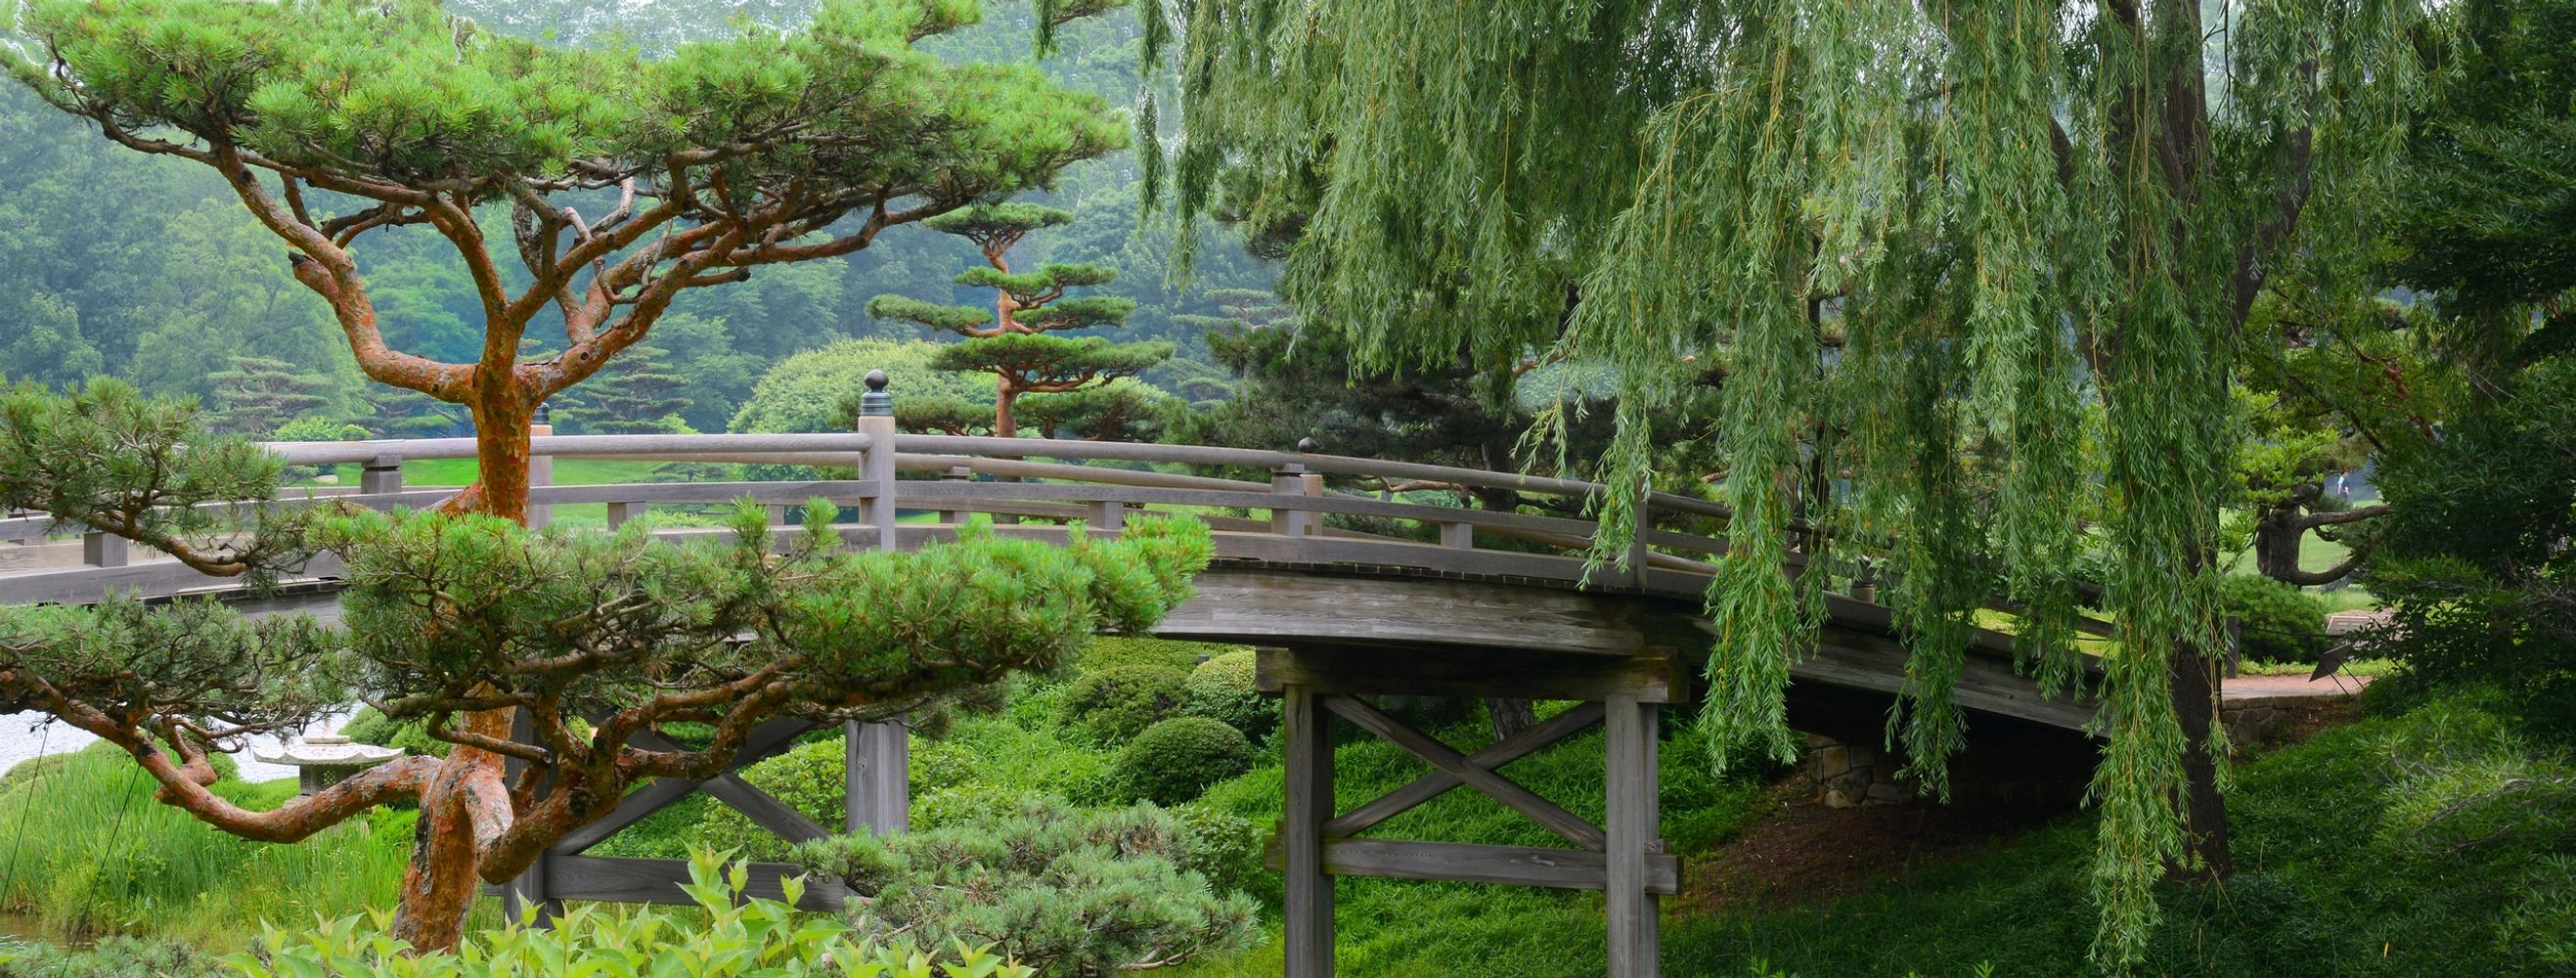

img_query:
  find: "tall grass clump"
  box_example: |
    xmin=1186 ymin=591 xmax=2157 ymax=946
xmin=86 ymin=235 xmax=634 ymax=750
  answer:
xmin=0 ymin=743 xmax=408 ymax=947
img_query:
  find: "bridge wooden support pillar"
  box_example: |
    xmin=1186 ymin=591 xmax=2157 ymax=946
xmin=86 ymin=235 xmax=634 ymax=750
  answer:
xmin=1261 ymin=645 xmax=1677 ymax=978
xmin=845 ymin=718 xmax=909 ymax=835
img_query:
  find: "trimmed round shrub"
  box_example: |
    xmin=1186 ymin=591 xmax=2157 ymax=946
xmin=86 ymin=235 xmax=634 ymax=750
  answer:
xmin=1181 ymin=650 xmax=1273 ymax=739
xmin=2212 ymin=573 xmax=2331 ymax=663
xmin=1114 ymin=717 xmax=1256 ymax=806
xmin=1061 ymin=664 xmax=1188 ymax=746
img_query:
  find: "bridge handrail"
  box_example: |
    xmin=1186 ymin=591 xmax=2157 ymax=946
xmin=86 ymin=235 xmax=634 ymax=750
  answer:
xmin=0 ymin=428 xmax=2109 ymax=645
xmin=255 ymin=432 xmax=878 ymax=466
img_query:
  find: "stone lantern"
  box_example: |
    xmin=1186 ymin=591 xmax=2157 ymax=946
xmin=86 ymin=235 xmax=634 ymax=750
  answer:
xmin=255 ymin=734 xmax=405 ymax=797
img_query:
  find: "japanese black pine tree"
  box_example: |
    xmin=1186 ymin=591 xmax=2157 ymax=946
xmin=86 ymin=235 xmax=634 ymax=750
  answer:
xmin=866 ymin=202 xmax=1173 ymax=435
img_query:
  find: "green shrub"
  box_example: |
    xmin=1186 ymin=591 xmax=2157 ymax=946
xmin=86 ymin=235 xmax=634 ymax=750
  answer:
xmin=271 ymin=417 xmax=371 ymax=442
xmin=1115 ymin=717 xmax=1256 ymax=806
xmin=1181 ymin=650 xmax=1273 ymax=739
xmin=1080 ymin=636 xmax=1237 ymax=675
xmin=693 ymin=732 xmax=988 ymax=860
xmin=2213 ymin=573 xmax=2330 ymax=663
xmin=1166 ymin=802 xmax=1264 ymax=897
xmin=223 ymin=851 xmax=1034 ymax=977
xmin=786 ymin=796 xmax=1258 ymax=977
xmin=913 ymin=782 xmax=1032 ymax=831
xmin=1061 ymin=664 xmax=1189 ymax=746
xmin=337 ymin=706 xmax=450 ymax=759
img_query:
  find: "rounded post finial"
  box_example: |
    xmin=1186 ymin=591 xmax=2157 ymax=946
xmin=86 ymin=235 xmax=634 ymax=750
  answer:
xmin=859 ymin=370 xmax=894 ymax=417
xmin=1296 ymin=436 xmax=1319 ymax=454
xmin=532 ymin=402 xmax=553 ymax=426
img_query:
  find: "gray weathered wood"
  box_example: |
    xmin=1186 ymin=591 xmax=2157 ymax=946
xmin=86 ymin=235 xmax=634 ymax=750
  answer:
xmin=0 ymin=541 xmax=78 ymax=572
xmin=1257 ymin=646 xmax=1678 ymax=703
xmin=1272 ymin=467 xmax=1318 ymax=538
xmin=1321 ymin=693 xmax=1606 ymax=851
xmin=1326 ymin=702 xmax=1607 ymax=838
xmin=80 ymin=532 xmax=127 ymax=568
xmin=1259 ymin=836 xmax=1680 ymax=895
xmin=527 ymin=422 xmax=554 ymax=529
xmin=1168 ymin=572 xmax=1699 ymax=658
xmin=260 ymin=432 xmax=877 ymax=466
xmin=544 ymin=855 xmax=845 ymax=911
xmin=1605 ymin=694 xmax=1661 ymax=977
xmin=604 ymin=501 xmax=646 ymax=528
xmin=358 ymin=458 xmax=404 ymax=495
xmin=1440 ymin=521 xmax=1474 ymax=550
xmin=846 ymin=719 xmax=909 ymax=836
xmin=898 ymin=454 xmax=1269 ymax=493
xmin=1283 ymin=685 xmax=1335 ymax=978
xmin=1088 ymin=499 xmax=1125 ymax=533
xmin=858 ymin=412 xmax=899 ymax=553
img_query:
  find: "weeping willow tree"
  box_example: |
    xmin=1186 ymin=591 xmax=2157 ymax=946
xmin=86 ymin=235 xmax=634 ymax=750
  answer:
xmin=1151 ymin=0 xmax=2429 ymax=967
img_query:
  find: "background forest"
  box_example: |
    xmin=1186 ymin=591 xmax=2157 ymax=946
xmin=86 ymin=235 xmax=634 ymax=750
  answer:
xmin=0 ymin=0 xmax=1276 ymax=438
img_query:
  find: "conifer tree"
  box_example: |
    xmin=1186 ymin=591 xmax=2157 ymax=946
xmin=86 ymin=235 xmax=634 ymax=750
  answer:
xmin=555 ymin=342 xmax=691 ymax=434
xmin=1 ymin=0 xmax=1133 ymax=953
xmin=866 ymin=202 xmax=1172 ymax=435
xmin=205 ymin=355 xmax=335 ymax=435
xmin=8 ymin=0 xmax=1125 ymax=523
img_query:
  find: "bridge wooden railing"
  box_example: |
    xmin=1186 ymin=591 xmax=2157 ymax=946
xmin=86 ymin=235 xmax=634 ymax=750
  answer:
xmin=0 ymin=420 xmax=2111 ymax=646
xmin=0 ymin=425 xmax=1757 ymax=605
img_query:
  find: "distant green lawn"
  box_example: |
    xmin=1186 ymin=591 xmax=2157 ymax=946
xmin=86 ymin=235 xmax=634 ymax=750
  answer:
xmin=293 ymin=458 xmax=949 ymax=529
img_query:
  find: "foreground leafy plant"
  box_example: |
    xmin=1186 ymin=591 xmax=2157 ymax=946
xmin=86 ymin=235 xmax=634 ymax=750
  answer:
xmin=221 ymin=850 xmax=1033 ymax=977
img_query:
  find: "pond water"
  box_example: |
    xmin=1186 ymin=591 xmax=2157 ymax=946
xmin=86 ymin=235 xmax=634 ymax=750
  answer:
xmin=0 ymin=710 xmax=354 ymax=784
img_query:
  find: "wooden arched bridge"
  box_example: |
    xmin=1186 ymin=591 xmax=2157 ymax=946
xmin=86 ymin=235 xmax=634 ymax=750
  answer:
xmin=0 ymin=409 xmax=2104 ymax=978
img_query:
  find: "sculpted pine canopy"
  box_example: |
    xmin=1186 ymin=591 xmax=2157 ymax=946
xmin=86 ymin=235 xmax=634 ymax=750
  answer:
xmin=8 ymin=0 xmax=1125 ymax=520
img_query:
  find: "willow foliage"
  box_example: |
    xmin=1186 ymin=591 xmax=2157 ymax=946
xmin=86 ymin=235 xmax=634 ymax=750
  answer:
xmin=1156 ymin=0 xmax=2430 ymax=967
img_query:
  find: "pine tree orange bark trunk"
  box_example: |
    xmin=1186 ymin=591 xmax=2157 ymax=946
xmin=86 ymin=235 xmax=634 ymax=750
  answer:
xmin=396 ymin=378 xmax=540 ymax=950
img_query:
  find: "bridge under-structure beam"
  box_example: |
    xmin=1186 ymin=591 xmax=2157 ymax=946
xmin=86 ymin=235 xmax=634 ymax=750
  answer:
xmin=1146 ymin=566 xmax=2099 ymax=978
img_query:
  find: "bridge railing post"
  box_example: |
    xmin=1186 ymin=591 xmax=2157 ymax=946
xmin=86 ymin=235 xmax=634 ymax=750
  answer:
xmin=359 ymin=455 xmax=404 ymax=498
xmin=847 ymin=370 xmax=910 ymax=837
xmin=1271 ymin=464 xmax=1319 ymax=538
xmin=528 ymin=406 xmax=555 ymax=529
xmin=81 ymin=528 xmax=127 ymax=568
xmin=855 ymin=371 xmax=898 ymax=553
xmin=936 ymin=466 xmax=971 ymax=525
xmin=1626 ymin=498 xmax=1653 ymax=589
